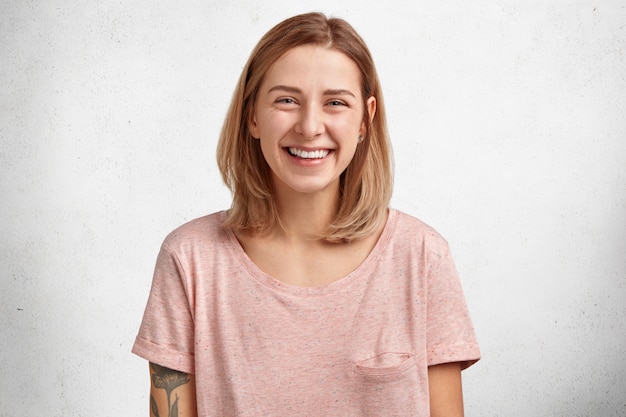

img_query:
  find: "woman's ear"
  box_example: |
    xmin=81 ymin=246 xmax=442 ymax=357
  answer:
xmin=248 ymin=113 xmax=260 ymax=139
xmin=366 ymin=96 xmax=377 ymax=122
xmin=360 ymin=96 xmax=377 ymax=137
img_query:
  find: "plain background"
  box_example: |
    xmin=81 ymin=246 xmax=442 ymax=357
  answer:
xmin=1 ymin=1 xmax=625 ymax=416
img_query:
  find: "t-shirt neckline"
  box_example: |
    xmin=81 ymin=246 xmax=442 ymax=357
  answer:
xmin=221 ymin=208 xmax=398 ymax=297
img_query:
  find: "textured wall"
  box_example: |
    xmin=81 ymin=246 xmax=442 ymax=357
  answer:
xmin=1 ymin=1 xmax=625 ymax=416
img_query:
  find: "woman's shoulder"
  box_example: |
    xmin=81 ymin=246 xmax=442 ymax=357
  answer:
xmin=388 ymin=208 xmax=450 ymax=253
xmin=161 ymin=210 xmax=230 ymax=250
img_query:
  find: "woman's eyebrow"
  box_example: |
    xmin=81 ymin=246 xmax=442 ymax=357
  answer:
xmin=268 ymin=85 xmax=301 ymax=94
xmin=267 ymin=85 xmax=356 ymax=98
xmin=323 ymin=89 xmax=356 ymax=98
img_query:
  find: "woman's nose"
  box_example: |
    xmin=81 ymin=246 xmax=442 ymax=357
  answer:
xmin=295 ymin=104 xmax=325 ymax=139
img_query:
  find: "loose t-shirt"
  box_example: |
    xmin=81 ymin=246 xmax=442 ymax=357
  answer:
xmin=133 ymin=209 xmax=480 ymax=416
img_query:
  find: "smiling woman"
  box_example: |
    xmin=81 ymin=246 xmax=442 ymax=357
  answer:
xmin=217 ymin=13 xmax=392 ymax=243
xmin=249 ymin=44 xmax=374 ymax=200
xmin=132 ymin=12 xmax=480 ymax=417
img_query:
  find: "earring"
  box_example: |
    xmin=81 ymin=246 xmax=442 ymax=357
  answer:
xmin=357 ymin=135 xmax=363 ymax=143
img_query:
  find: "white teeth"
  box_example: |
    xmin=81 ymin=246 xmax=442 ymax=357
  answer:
xmin=288 ymin=148 xmax=329 ymax=159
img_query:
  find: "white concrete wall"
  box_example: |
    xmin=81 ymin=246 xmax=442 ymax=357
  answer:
xmin=1 ymin=1 xmax=625 ymax=415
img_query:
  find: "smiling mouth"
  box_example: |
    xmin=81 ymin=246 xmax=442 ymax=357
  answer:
xmin=287 ymin=147 xmax=330 ymax=159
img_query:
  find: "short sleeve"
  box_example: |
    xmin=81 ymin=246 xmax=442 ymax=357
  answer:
xmin=426 ymin=245 xmax=480 ymax=370
xmin=132 ymin=242 xmax=195 ymax=374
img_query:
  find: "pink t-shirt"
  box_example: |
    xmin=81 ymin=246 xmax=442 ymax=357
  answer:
xmin=133 ymin=209 xmax=480 ymax=416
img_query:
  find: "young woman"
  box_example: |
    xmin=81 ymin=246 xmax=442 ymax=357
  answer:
xmin=133 ymin=12 xmax=480 ymax=417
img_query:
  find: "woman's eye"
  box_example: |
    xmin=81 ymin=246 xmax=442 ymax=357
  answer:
xmin=327 ymin=100 xmax=347 ymax=106
xmin=276 ymin=98 xmax=296 ymax=104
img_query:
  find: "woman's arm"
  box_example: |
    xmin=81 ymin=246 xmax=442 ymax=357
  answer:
xmin=428 ymin=362 xmax=464 ymax=417
xmin=149 ymin=362 xmax=197 ymax=417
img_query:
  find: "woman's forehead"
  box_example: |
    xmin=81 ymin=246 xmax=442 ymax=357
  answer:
xmin=261 ymin=45 xmax=363 ymax=93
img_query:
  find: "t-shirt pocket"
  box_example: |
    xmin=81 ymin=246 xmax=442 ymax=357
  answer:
xmin=352 ymin=352 xmax=422 ymax=416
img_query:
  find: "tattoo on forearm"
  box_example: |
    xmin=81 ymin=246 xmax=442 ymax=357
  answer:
xmin=150 ymin=362 xmax=190 ymax=417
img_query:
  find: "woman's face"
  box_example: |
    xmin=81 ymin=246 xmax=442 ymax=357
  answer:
xmin=250 ymin=44 xmax=376 ymax=198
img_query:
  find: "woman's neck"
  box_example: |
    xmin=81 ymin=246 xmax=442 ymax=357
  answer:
xmin=272 ymin=184 xmax=339 ymax=242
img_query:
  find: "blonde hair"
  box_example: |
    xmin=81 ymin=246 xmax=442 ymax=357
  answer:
xmin=216 ymin=12 xmax=393 ymax=242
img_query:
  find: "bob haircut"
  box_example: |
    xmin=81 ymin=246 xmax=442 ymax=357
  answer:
xmin=217 ymin=12 xmax=393 ymax=242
